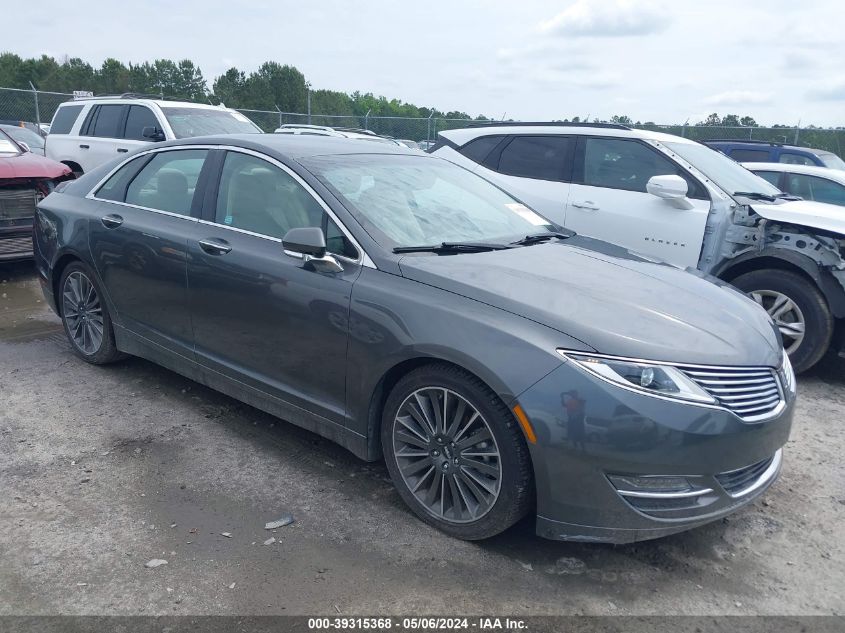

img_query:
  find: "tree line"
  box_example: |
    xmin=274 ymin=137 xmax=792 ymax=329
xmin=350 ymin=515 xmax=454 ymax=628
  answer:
xmin=0 ymin=53 xmax=487 ymax=121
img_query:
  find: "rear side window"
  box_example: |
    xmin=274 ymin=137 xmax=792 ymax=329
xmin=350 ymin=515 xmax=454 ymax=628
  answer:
xmin=459 ymin=135 xmax=503 ymax=164
xmin=124 ymin=106 xmax=160 ymax=141
xmin=85 ymin=105 xmax=127 ymax=138
xmin=50 ymin=105 xmax=84 ymax=135
xmin=96 ymin=156 xmax=148 ymax=202
xmin=785 ymin=174 xmax=845 ymax=206
xmin=729 ymin=148 xmax=770 ymax=162
xmin=495 ymin=136 xmax=574 ymax=181
xmin=779 ymin=152 xmax=815 ymax=166
xmin=125 ymin=149 xmax=208 ymax=215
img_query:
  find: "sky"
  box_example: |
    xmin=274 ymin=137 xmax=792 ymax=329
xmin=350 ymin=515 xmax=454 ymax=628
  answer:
xmin=8 ymin=0 xmax=845 ymax=126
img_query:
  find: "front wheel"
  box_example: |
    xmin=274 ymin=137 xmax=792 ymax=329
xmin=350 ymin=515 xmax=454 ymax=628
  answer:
xmin=381 ymin=364 xmax=533 ymax=540
xmin=731 ymin=269 xmax=833 ymax=373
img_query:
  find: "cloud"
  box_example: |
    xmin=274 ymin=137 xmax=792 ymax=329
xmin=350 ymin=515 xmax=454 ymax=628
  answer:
xmin=704 ymin=90 xmax=773 ymax=106
xmin=807 ymin=79 xmax=845 ymax=101
xmin=496 ymin=42 xmax=596 ymax=72
xmin=781 ymin=50 xmax=817 ymax=73
xmin=538 ymin=0 xmax=672 ymax=38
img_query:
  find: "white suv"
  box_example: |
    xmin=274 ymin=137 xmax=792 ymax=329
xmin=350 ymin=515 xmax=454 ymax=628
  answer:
xmin=45 ymin=95 xmax=262 ymax=175
xmin=433 ymin=123 xmax=845 ymax=372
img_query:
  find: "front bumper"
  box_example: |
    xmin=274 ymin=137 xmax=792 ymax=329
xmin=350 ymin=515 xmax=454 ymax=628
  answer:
xmin=517 ymin=362 xmax=795 ymax=543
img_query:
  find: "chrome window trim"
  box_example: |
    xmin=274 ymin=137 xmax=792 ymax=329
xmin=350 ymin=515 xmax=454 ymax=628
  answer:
xmin=557 ymin=349 xmax=787 ymax=423
xmin=85 ymin=144 xmax=375 ymax=269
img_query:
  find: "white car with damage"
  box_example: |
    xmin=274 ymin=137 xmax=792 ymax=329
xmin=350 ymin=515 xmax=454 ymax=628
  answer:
xmin=432 ymin=124 xmax=845 ymax=372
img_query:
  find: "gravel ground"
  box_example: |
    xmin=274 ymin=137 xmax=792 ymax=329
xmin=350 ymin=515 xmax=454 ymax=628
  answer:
xmin=1 ymin=261 xmax=843 ymax=616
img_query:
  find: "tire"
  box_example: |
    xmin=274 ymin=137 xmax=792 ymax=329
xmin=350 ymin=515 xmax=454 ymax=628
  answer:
xmin=381 ymin=363 xmax=533 ymax=540
xmin=731 ymin=269 xmax=833 ymax=373
xmin=59 ymin=261 xmax=122 ymax=364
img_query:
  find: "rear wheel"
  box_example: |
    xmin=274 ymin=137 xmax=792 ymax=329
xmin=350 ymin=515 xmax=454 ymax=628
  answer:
xmin=381 ymin=364 xmax=532 ymax=540
xmin=731 ymin=269 xmax=833 ymax=373
xmin=59 ymin=261 xmax=122 ymax=364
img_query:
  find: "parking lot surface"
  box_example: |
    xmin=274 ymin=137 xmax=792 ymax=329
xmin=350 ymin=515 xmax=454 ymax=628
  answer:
xmin=1 ymin=262 xmax=843 ymax=616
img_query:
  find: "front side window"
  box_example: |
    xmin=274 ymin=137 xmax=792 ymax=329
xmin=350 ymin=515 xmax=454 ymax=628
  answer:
xmin=124 ymin=106 xmax=160 ymax=141
xmin=50 ymin=105 xmax=84 ymax=135
xmin=581 ymin=137 xmax=705 ymax=198
xmin=302 ymin=154 xmax=557 ymax=249
xmin=161 ymin=107 xmax=261 ymax=139
xmin=214 ymin=152 xmax=356 ymax=258
xmin=779 ymin=152 xmax=815 ymax=166
xmin=754 ymin=171 xmax=782 ymax=187
xmin=125 ymin=149 xmax=208 ymax=215
xmin=496 ymin=136 xmax=573 ymax=181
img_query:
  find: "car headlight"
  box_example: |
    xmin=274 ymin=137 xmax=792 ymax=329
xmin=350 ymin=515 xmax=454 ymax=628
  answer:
xmin=557 ymin=350 xmax=717 ymax=404
xmin=779 ymin=349 xmax=796 ymax=395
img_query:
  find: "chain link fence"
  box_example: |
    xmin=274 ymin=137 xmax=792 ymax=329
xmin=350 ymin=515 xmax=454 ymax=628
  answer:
xmin=2 ymin=86 xmax=843 ymax=157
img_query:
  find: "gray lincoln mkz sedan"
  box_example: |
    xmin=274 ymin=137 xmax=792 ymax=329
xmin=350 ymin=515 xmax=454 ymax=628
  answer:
xmin=34 ymin=135 xmax=795 ymax=543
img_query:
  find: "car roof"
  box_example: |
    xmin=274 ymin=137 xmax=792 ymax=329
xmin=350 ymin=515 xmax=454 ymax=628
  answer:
xmin=153 ymin=133 xmax=419 ymax=160
xmin=438 ymin=125 xmax=695 ymax=146
xmin=743 ymin=162 xmax=845 ymax=183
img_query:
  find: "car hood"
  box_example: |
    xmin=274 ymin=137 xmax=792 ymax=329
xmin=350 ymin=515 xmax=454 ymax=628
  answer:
xmin=397 ymin=237 xmax=782 ymax=367
xmin=750 ymin=199 xmax=845 ymax=236
xmin=0 ymin=152 xmax=72 ymax=180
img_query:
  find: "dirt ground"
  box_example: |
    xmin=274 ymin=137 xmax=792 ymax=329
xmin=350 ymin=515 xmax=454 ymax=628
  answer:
xmin=1 ymin=261 xmax=843 ymax=616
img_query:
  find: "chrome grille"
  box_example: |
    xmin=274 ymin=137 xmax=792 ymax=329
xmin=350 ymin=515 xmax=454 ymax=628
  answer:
xmin=0 ymin=188 xmax=38 ymax=226
xmin=680 ymin=365 xmax=782 ymax=421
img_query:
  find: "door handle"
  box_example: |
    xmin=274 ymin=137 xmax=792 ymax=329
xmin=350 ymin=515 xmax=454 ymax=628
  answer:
xmin=79 ymin=144 xmax=89 ymax=149
xmin=100 ymin=214 xmax=124 ymax=229
xmin=198 ymin=238 xmax=232 ymax=255
xmin=571 ymin=201 xmax=600 ymax=211
xmin=117 ymin=148 xmax=129 ymax=153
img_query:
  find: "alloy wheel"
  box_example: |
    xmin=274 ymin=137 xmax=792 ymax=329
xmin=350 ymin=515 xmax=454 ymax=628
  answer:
xmin=62 ymin=271 xmax=104 ymax=355
xmin=750 ymin=289 xmax=806 ymax=355
xmin=392 ymin=387 xmax=502 ymax=523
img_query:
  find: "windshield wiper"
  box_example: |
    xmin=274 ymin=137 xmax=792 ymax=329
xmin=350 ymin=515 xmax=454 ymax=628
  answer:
xmin=733 ymin=191 xmax=778 ymax=202
xmin=510 ymin=231 xmax=574 ymax=246
xmin=393 ymin=241 xmax=513 ymax=254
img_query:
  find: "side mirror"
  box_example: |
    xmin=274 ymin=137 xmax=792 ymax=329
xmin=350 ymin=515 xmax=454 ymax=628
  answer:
xmin=647 ymin=174 xmax=688 ymax=200
xmin=18 ymin=141 xmax=31 ymax=153
xmin=283 ymin=227 xmax=327 ymax=257
xmin=142 ymin=126 xmax=166 ymax=142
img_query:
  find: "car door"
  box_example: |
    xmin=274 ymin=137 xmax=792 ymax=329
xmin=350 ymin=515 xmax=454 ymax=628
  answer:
xmin=118 ymin=104 xmax=161 ymax=153
xmin=565 ymin=136 xmax=711 ymax=268
xmin=77 ymin=104 xmax=129 ymax=171
xmin=187 ymin=149 xmax=363 ymax=425
xmin=470 ymin=135 xmax=575 ymax=226
xmin=88 ymin=147 xmax=211 ymax=356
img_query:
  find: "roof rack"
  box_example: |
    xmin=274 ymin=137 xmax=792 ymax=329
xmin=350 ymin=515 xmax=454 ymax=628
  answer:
xmin=702 ymin=139 xmax=785 ymax=147
xmin=460 ymin=121 xmax=632 ymax=130
xmin=71 ymin=92 xmax=184 ymax=102
xmin=334 ymin=127 xmax=379 ymax=136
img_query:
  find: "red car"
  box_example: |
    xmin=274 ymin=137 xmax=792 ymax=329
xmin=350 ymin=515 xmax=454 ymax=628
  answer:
xmin=1 ymin=128 xmax=74 ymax=261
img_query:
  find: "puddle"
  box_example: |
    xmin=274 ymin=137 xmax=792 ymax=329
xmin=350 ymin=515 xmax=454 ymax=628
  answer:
xmin=0 ymin=262 xmax=63 ymax=343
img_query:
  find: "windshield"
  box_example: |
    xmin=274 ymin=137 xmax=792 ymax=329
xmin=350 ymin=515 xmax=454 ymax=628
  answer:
xmin=819 ymin=152 xmax=845 ymax=170
xmin=160 ymin=107 xmax=262 ymax=138
xmin=1 ymin=125 xmax=44 ymax=150
xmin=662 ymin=141 xmax=782 ymax=198
xmin=302 ymin=154 xmax=557 ymax=249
